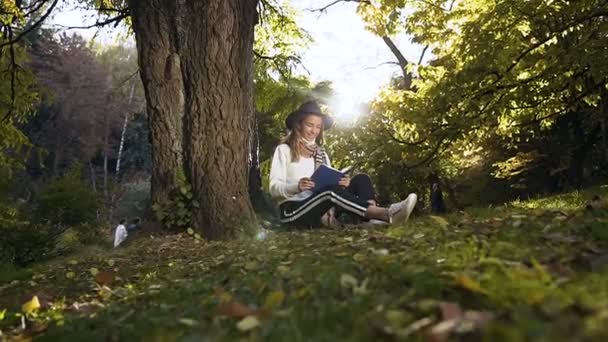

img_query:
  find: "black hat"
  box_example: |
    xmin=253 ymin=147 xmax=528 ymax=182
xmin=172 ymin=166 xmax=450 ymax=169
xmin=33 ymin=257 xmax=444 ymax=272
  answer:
xmin=285 ymin=100 xmax=334 ymax=130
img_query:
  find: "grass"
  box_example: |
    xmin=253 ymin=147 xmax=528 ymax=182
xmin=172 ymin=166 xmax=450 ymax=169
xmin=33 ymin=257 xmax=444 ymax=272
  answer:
xmin=1 ymin=186 xmax=608 ymax=341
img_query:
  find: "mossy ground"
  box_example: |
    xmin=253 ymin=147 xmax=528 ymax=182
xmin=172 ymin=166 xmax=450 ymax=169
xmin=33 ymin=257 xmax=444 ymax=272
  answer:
xmin=1 ymin=186 xmax=608 ymax=341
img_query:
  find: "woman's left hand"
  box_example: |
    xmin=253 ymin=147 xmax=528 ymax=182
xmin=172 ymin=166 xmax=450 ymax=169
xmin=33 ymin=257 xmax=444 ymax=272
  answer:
xmin=339 ymin=176 xmax=350 ymax=188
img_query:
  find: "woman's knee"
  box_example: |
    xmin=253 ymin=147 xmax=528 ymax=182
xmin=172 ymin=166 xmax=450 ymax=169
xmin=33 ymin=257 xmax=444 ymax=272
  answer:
xmin=351 ymin=173 xmax=372 ymax=187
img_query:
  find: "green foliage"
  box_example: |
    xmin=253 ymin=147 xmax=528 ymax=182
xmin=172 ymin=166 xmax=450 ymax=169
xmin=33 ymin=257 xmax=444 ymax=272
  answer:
xmin=0 ymin=202 xmax=51 ymax=266
xmin=152 ymin=170 xmax=197 ymax=231
xmin=329 ymin=0 xmax=608 ymax=205
xmin=0 ymin=41 xmax=38 ymax=174
xmin=34 ymin=166 xmax=100 ymax=227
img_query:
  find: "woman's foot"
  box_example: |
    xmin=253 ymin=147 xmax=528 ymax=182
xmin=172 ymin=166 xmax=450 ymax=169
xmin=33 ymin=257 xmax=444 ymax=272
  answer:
xmin=388 ymin=193 xmax=417 ymax=225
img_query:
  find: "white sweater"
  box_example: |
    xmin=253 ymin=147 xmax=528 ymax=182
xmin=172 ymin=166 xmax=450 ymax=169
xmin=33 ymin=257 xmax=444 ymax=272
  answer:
xmin=269 ymin=144 xmax=331 ymax=203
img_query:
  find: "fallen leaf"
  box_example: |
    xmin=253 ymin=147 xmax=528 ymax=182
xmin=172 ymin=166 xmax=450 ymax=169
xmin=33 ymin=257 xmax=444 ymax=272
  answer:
xmin=453 ymin=275 xmax=487 ymax=295
xmin=178 ymin=318 xmax=199 ymax=326
xmin=263 ymin=290 xmax=285 ymax=310
xmin=429 ymin=215 xmax=449 ymax=228
xmin=352 ymin=253 xmax=366 ymax=262
xmin=186 ymin=228 xmax=194 ymax=235
xmin=22 ymin=296 xmax=40 ymax=314
xmin=95 ymin=271 xmax=115 ymax=286
xmin=244 ymin=261 xmax=258 ymax=271
xmin=371 ymin=248 xmax=389 ymax=256
xmin=398 ymin=317 xmax=434 ymax=336
xmin=218 ymin=301 xmax=256 ymax=318
xmin=65 ymin=271 xmax=76 ymax=279
xmin=236 ymin=315 xmax=260 ymax=331
xmin=107 ymin=259 xmax=115 ymax=267
xmin=385 ymin=310 xmax=410 ymax=327
xmin=89 ymin=268 xmax=99 ymax=276
xmin=543 ymin=233 xmax=581 ymax=244
xmin=340 ymin=273 xmax=358 ymax=289
xmin=276 ymin=265 xmax=290 ymax=276
xmin=439 ymin=302 xmax=463 ymax=321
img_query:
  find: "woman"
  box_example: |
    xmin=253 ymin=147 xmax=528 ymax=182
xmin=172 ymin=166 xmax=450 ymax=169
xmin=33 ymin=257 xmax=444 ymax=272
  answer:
xmin=269 ymin=100 xmax=417 ymax=228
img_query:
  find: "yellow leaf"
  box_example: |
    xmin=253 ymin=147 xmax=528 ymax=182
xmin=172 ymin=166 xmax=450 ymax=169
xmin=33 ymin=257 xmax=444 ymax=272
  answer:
xmin=186 ymin=228 xmax=194 ymax=235
xmin=107 ymin=259 xmax=115 ymax=267
xmin=90 ymin=268 xmax=99 ymax=276
xmin=22 ymin=296 xmax=40 ymax=314
xmin=263 ymin=290 xmax=285 ymax=310
xmin=65 ymin=271 xmax=76 ymax=279
xmin=429 ymin=215 xmax=449 ymax=228
xmin=236 ymin=315 xmax=260 ymax=331
xmin=453 ymin=275 xmax=488 ymax=295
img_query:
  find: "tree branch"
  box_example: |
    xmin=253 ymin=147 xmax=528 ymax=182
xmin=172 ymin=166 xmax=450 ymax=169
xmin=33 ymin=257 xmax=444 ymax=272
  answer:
xmin=307 ymin=0 xmax=370 ymax=13
xmin=0 ymin=0 xmax=59 ymax=49
xmin=382 ymin=36 xmax=412 ymax=90
xmin=55 ymin=11 xmax=130 ymax=30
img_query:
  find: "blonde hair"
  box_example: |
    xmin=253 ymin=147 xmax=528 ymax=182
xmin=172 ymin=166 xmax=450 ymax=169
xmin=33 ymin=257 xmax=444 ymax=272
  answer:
xmin=282 ymin=115 xmax=325 ymax=162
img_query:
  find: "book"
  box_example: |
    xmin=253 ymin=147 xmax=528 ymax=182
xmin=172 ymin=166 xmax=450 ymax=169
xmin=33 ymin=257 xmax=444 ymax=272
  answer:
xmin=310 ymin=164 xmax=352 ymax=192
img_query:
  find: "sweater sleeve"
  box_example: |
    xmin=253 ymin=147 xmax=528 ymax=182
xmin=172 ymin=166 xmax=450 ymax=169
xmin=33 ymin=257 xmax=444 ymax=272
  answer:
xmin=269 ymin=145 xmax=300 ymax=199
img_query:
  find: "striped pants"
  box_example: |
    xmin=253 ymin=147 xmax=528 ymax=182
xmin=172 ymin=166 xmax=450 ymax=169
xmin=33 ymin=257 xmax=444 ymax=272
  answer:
xmin=279 ymin=174 xmax=376 ymax=227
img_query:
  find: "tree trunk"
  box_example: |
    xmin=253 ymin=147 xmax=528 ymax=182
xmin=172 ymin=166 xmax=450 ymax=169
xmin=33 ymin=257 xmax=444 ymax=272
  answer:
xmin=129 ymin=0 xmax=185 ymax=206
xmin=89 ymin=159 xmax=97 ymax=192
xmin=115 ymin=80 xmax=136 ymax=181
xmin=249 ymin=111 xmax=266 ymax=211
xmin=179 ymin=0 xmax=258 ymax=239
xmin=129 ymin=0 xmax=258 ymax=239
xmin=103 ymin=112 xmax=109 ymax=198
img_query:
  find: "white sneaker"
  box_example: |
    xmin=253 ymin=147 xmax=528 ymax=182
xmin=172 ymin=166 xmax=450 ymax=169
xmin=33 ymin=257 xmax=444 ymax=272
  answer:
xmin=388 ymin=193 xmax=417 ymax=225
xmin=368 ymin=219 xmax=390 ymax=226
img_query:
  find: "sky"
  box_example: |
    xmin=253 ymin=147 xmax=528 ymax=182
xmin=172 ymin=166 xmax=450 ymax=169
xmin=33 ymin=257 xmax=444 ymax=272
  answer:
xmin=48 ymin=0 xmax=426 ymax=123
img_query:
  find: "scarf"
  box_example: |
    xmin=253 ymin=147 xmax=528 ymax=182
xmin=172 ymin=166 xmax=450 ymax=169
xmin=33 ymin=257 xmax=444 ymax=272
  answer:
xmin=302 ymin=139 xmax=328 ymax=170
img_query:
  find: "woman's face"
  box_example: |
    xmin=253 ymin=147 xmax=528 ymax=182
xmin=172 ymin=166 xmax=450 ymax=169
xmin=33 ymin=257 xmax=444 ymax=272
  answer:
xmin=299 ymin=114 xmax=323 ymax=141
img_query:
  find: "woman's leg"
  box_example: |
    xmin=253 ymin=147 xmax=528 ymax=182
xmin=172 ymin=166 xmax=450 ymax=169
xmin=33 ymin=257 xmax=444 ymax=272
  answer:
xmin=338 ymin=173 xmax=378 ymax=222
xmin=280 ymin=185 xmax=370 ymax=228
xmin=279 ymin=185 xmax=415 ymax=227
xmin=347 ymin=174 xmax=376 ymax=203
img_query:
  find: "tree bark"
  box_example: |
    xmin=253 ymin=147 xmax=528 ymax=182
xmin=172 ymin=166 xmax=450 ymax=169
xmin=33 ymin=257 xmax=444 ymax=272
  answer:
xmin=129 ymin=0 xmax=258 ymax=239
xmin=129 ymin=0 xmax=185 ymax=206
xmin=179 ymin=0 xmax=258 ymax=239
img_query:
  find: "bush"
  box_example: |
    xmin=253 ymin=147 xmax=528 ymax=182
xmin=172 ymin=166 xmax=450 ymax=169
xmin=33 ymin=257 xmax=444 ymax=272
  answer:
xmin=34 ymin=167 xmax=100 ymax=226
xmin=0 ymin=203 xmax=52 ymax=266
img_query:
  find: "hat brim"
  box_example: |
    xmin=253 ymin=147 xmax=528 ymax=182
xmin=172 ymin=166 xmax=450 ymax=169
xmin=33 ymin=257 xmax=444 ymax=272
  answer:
xmin=285 ymin=111 xmax=334 ymax=130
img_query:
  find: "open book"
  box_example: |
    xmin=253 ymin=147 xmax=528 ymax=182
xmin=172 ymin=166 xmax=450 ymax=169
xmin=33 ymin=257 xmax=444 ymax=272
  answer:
xmin=310 ymin=164 xmax=353 ymax=192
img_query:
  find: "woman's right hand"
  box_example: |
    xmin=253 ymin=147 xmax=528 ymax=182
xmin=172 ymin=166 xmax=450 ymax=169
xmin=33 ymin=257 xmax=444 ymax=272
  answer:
xmin=298 ymin=177 xmax=315 ymax=191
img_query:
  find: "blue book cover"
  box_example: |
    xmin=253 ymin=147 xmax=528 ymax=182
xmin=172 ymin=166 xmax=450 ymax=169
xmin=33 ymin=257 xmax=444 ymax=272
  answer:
xmin=310 ymin=164 xmax=352 ymax=192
